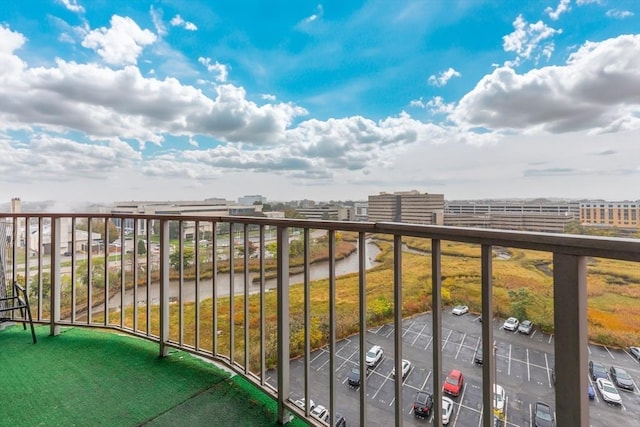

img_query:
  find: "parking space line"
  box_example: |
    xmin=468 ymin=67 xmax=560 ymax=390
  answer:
xmin=337 ymin=349 xmax=358 ymax=372
xmin=508 ymin=344 xmax=512 ymax=376
xmin=402 ymin=320 xmax=414 ymax=338
xmin=369 ymin=325 xmax=383 ymax=334
xmin=385 ymin=327 xmax=394 ymax=338
xmin=529 ymin=403 xmax=532 ymax=427
xmin=548 ymin=334 xmax=552 ymax=345
xmin=420 ymin=371 xmax=432 ymax=391
xmin=530 ymin=330 xmax=536 ymax=339
xmin=452 ymin=383 xmax=466 ymax=426
xmin=455 ymin=333 xmax=466 ymax=360
xmin=424 ymin=336 xmax=433 ymax=351
xmin=442 ymin=330 xmax=452 ymax=350
xmin=605 ymin=346 xmax=615 ymax=359
xmin=588 ymin=345 xmax=592 ymax=355
xmin=526 ymin=348 xmax=530 ymax=382
xmin=544 ymin=353 xmax=552 ymax=388
xmin=411 ymin=323 xmax=427 ymax=347
xmin=310 ymin=347 xmax=327 ymax=363
xmin=477 ymin=408 xmax=482 ymax=427
xmin=371 ymin=373 xmax=388 ymax=400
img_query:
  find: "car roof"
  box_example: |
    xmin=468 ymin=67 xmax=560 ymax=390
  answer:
xmin=369 ymin=345 xmax=381 ymax=352
xmin=448 ymin=369 xmax=462 ymax=377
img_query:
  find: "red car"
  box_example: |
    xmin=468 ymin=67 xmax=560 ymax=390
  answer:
xmin=443 ymin=369 xmax=464 ymax=397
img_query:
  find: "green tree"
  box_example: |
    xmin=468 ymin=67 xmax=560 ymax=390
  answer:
xmin=170 ymin=247 xmax=194 ymax=270
xmin=137 ymin=239 xmax=146 ymax=255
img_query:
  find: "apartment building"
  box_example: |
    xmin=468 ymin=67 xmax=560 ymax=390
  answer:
xmin=580 ymin=200 xmax=640 ymax=229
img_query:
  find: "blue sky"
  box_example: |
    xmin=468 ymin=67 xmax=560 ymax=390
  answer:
xmin=1 ymin=0 xmax=639 ymax=207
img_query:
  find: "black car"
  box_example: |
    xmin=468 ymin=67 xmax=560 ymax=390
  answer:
xmin=610 ymin=366 xmax=634 ymax=391
xmin=347 ymin=367 xmax=360 ymax=388
xmin=474 ymin=347 xmax=483 ymax=365
xmin=588 ymin=360 xmax=608 ymax=381
xmin=533 ymin=401 xmax=555 ymax=427
xmin=413 ymin=391 xmax=434 ymax=418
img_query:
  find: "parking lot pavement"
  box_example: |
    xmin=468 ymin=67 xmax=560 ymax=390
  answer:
xmin=267 ymin=310 xmax=640 ymax=426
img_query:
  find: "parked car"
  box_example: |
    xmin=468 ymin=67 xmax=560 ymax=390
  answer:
xmin=442 ymin=396 xmax=454 ymax=425
xmin=596 ymin=378 xmax=622 ymax=405
xmin=413 ymin=391 xmax=434 ymax=418
xmin=443 ymin=369 xmax=464 ymax=397
xmin=452 ymin=305 xmax=469 ymax=315
xmin=322 ymin=412 xmax=346 ymax=427
xmin=589 ymin=360 xmax=608 ymax=381
xmin=392 ymin=359 xmax=412 ymax=380
xmin=493 ymin=384 xmax=506 ymax=413
xmin=365 ymin=345 xmax=384 ymax=367
xmin=610 ymin=366 xmax=634 ymax=391
xmin=347 ymin=366 xmax=361 ymax=388
xmin=310 ymin=404 xmax=327 ymax=419
xmin=588 ymin=383 xmax=595 ymax=400
xmin=293 ymin=398 xmax=315 ymax=412
xmin=502 ymin=317 xmax=519 ymax=331
xmin=629 ymin=346 xmax=640 ymax=361
xmin=474 ymin=347 xmax=483 ymax=365
xmin=518 ymin=320 xmax=533 ymax=335
xmin=533 ymin=401 xmax=555 ymax=427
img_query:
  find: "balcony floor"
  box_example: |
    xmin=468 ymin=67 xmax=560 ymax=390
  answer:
xmin=0 ymin=324 xmax=306 ymax=427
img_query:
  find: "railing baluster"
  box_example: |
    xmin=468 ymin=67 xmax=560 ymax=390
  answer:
xmin=132 ymin=219 xmax=139 ymax=332
xmin=260 ymin=225 xmax=266 ymax=385
xmin=50 ymin=217 xmax=61 ymax=336
xmin=230 ymin=223 xmax=235 ymax=365
xmin=432 ymin=239 xmax=442 ymax=426
xmin=159 ymin=219 xmax=170 ymax=357
xmin=243 ymin=223 xmax=249 ymax=373
xmin=303 ymin=228 xmax=311 ymax=417
xmin=481 ymin=244 xmax=494 ymax=427
xmin=87 ymin=217 xmax=93 ymax=324
xmin=553 ymin=253 xmax=588 ymax=426
xmin=104 ymin=218 xmax=109 ymax=326
xmin=393 ymin=234 xmax=403 ymax=427
xmin=358 ymin=231 xmax=367 ymax=427
xmin=195 ymin=220 xmax=201 ymax=351
xmin=145 ymin=219 xmax=151 ymax=336
xmin=212 ymin=221 xmax=218 ymax=356
xmin=71 ymin=217 xmax=77 ymax=324
xmin=328 ymin=229 xmax=336 ymax=426
xmin=276 ymin=225 xmax=290 ymax=424
xmin=120 ymin=218 xmax=125 ymax=328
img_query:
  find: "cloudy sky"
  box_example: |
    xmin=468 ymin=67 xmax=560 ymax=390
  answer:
xmin=1 ymin=0 xmax=639 ymax=206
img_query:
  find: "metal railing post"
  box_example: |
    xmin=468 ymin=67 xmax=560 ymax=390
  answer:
xmin=481 ymin=245 xmax=494 ymax=427
xmin=276 ymin=226 xmax=290 ymax=424
xmin=393 ymin=234 xmax=403 ymax=427
xmin=432 ymin=239 xmax=442 ymax=426
xmin=159 ymin=219 xmax=170 ymax=357
xmin=50 ymin=217 xmax=61 ymax=336
xmin=553 ymin=253 xmax=588 ymax=426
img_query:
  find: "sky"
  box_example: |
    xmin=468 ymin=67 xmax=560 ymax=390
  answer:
xmin=1 ymin=0 xmax=639 ymax=207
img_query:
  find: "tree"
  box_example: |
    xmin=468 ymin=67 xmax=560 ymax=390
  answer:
xmin=137 ymin=239 xmax=146 ymax=255
xmin=77 ymin=218 xmax=120 ymax=243
xmin=170 ymin=247 xmax=194 ymax=270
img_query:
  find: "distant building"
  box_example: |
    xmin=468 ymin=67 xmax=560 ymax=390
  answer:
xmin=295 ymin=205 xmax=353 ymax=221
xmin=354 ymin=202 xmax=368 ymax=221
xmin=580 ymin=200 xmax=640 ymax=229
xmin=238 ymin=195 xmax=266 ymax=206
xmin=367 ymin=191 xmax=445 ymax=225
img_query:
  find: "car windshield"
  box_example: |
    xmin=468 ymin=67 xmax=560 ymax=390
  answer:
xmin=494 ymin=392 xmax=503 ymax=403
xmin=595 ymin=365 xmax=606 ymax=373
xmin=446 ymin=376 xmax=459 ymax=385
xmin=416 ymin=393 xmax=429 ymax=404
xmin=602 ymin=383 xmax=617 ymax=393
xmin=536 ymin=407 xmax=552 ymax=421
xmin=351 ymin=367 xmax=359 ymax=375
xmin=366 ymin=350 xmax=376 ymax=358
xmin=616 ymin=369 xmax=631 ymax=380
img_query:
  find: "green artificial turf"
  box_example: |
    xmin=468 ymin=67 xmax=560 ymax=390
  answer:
xmin=0 ymin=325 xmax=307 ymax=427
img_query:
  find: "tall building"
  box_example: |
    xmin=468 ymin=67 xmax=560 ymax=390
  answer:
xmin=237 ymin=195 xmax=266 ymax=205
xmin=367 ymin=191 xmax=445 ymax=225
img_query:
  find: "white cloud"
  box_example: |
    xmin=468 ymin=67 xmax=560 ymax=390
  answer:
xmin=56 ymin=0 xmax=84 ymax=14
xmin=170 ymin=15 xmax=198 ymax=31
xmin=606 ymin=9 xmax=634 ymax=19
xmin=198 ymin=57 xmax=229 ymax=82
xmin=0 ymin=26 xmax=27 ymax=77
xmin=81 ymin=15 xmax=157 ymax=66
xmin=261 ymin=94 xmax=276 ymax=101
xmin=302 ymin=5 xmax=324 ymax=24
xmin=427 ymin=68 xmax=461 ymax=87
xmin=545 ymin=0 xmax=571 ymax=21
xmin=576 ymin=0 xmax=601 ymax=5
xmin=426 ymin=97 xmax=456 ymax=115
xmin=502 ymin=15 xmax=561 ymax=66
xmin=451 ymin=35 xmax=640 ymax=134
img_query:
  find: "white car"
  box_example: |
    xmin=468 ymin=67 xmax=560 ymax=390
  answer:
xmin=366 ymin=345 xmax=384 ymax=367
xmin=452 ymin=305 xmax=469 ymax=315
xmin=503 ymin=317 xmax=519 ymax=331
xmin=596 ymin=378 xmax=622 ymax=405
xmin=293 ymin=398 xmax=315 ymax=411
xmin=310 ymin=404 xmax=327 ymax=419
xmin=493 ymin=384 xmax=506 ymax=413
xmin=442 ymin=396 xmax=454 ymax=425
xmin=392 ymin=359 xmax=412 ymax=379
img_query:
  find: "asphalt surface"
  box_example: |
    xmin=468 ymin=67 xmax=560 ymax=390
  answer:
xmin=267 ymin=310 xmax=640 ymax=426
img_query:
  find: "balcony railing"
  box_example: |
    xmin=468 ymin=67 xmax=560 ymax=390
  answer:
xmin=1 ymin=213 xmax=639 ymax=426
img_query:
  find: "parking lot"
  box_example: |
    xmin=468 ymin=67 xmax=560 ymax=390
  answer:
xmin=267 ymin=310 xmax=640 ymax=426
